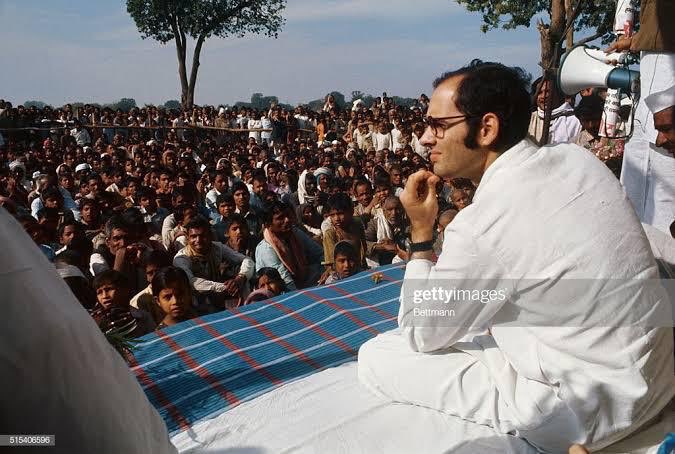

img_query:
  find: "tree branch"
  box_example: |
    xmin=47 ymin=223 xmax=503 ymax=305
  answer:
xmin=573 ymin=30 xmax=605 ymax=46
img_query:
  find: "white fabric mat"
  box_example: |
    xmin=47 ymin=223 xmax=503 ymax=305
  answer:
xmin=171 ymin=361 xmax=537 ymax=453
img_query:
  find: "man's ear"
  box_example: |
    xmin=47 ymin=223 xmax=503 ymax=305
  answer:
xmin=476 ymin=113 xmax=500 ymax=149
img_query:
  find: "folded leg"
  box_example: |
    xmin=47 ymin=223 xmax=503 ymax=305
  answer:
xmin=358 ymin=329 xmax=582 ymax=454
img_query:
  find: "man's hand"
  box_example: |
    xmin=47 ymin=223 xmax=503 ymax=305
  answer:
xmin=375 ymin=239 xmax=397 ymax=252
xmin=222 ymin=277 xmax=241 ymax=296
xmin=605 ymin=36 xmax=632 ymax=54
xmin=399 ymin=170 xmax=439 ymax=242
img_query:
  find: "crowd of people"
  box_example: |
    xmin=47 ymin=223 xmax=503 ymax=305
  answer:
xmin=0 ymin=82 xmax=631 ymax=343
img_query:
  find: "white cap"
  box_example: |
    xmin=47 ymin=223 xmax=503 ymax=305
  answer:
xmin=75 ymin=163 xmax=91 ymax=173
xmin=146 ymin=139 xmax=157 ymax=146
xmin=645 ymin=85 xmax=675 ymax=115
xmin=219 ymin=107 xmax=226 ymax=115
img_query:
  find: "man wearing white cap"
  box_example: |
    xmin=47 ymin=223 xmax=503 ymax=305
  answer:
xmin=645 ymin=85 xmax=675 ymax=154
xmin=611 ymin=0 xmax=675 ymax=233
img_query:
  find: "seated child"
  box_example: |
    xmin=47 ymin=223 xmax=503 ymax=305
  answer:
xmin=324 ymin=241 xmax=361 ymax=285
xmin=433 ymin=209 xmax=458 ymax=256
xmin=322 ymin=192 xmax=367 ymax=278
xmin=130 ymin=250 xmax=173 ymax=325
xmin=151 ymin=266 xmax=197 ymax=330
xmin=91 ymin=270 xmax=155 ymax=338
xmin=244 ymin=267 xmax=287 ymax=305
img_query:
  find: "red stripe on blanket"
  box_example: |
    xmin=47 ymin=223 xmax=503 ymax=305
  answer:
xmin=157 ymin=331 xmax=240 ymax=407
xmin=327 ymin=283 xmax=399 ymax=322
xmin=128 ymin=356 xmax=190 ymax=431
xmin=194 ymin=317 xmax=283 ymax=387
xmin=270 ymin=299 xmax=358 ymax=354
xmin=230 ymin=307 xmax=324 ymax=370
xmin=301 ymin=290 xmax=381 ymax=337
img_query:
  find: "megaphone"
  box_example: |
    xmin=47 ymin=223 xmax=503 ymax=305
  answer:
xmin=557 ymin=45 xmax=640 ymax=96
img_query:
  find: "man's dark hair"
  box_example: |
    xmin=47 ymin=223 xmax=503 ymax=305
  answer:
xmin=143 ymin=249 xmax=172 ymax=269
xmin=174 ymin=203 xmax=196 ymax=222
xmin=251 ymin=170 xmax=267 ymax=185
xmin=223 ymin=213 xmax=248 ymax=232
xmin=325 ymin=192 xmax=353 ymax=214
xmin=92 ymin=269 xmax=130 ymax=292
xmin=104 ymin=214 xmax=129 ymax=238
xmin=184 ymin=215 xmax=211 ymax=233
xmin=216 ymin=193 xmax=235 ymax=207
xmin=57 ymin=219 xmax=83 ymax=238
xmin=373 ymin=175 xmax=392 ymax=191
xmin=137 ymin=186 xmax=157 ymax=200
xmin=151 ymin=266 xmax=191 ymax=297
xmin=433 ymin=59 xmax=531 ymax=152
xmin=121 ymin=207 xmax=145 ymax=230
xmin=354 ymin=179 xmax=372 ymax=192
xmin=334 ymin=240 xmax=358 ymax=261
xmin=261 ymin=200 xmax=290 ymax=226
xmin=41 ymin=185 xmax=63 ymax=203
xmin=79 ymin=197 xmax=98 ymax=211
xmin=231 ymin=180 xmax=249 ymax=194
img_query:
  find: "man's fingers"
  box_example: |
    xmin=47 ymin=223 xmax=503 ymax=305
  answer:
xmin=425 ymin=175 xmax=440 ymax=203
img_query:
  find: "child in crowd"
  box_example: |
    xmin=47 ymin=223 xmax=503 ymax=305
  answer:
xmin=322 ymin=192 xmax=367 ymax=281
xmin=130 ymin=250 xmax=173 ymax=325
xmin=91 ymin=270 xmax=155 ymax=338
xmin=244 ymin=267 xmax=287 ymax=305
xmin=324 ymin=241 xmax=361 ymax=284
xmin=433 ymin=209 xmax=458 ymax=256
xmin=151 ymin=266 xmax=197 ymax=330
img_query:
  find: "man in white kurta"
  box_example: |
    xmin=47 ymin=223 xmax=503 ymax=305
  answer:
xmin=358 ymin=62 xmax=675 ymax=453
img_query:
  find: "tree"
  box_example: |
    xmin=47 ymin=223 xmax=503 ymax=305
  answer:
xmin=328 ymin=91 xmax=347 ymax=110
xmin=108 ymin=98 xmax=137 ymax=112
xmin=454 ymin=0 xmax=618 ymax=144
xmin=164 ymin=99 xmax=181 ymax=109
xmin=23 ymin=100 xmax=50 ymax=109
xmin=127 ymin=0 xmax=286 ymax=109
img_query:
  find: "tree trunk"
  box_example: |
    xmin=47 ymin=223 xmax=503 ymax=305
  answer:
xmin=170 ymin=15 xmax=190 ymax=109
xmin=565 ymin=0 xmax=575 ymax=49
xmin=538 ymin=0 xmax=567 ymax=146
xmin=186 ymin=35 xmax=206 ymax=110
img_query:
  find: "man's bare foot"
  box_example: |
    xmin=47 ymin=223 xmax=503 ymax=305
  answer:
xmin=569 ymin=444 xmax=589 ymax=454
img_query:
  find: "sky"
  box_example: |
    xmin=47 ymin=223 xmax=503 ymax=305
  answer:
xmin=1 ymin=0 xmax=560 ymax=107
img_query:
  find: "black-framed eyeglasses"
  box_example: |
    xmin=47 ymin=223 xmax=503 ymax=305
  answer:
xmin=423 ymin=114 xmax=476 ymax=138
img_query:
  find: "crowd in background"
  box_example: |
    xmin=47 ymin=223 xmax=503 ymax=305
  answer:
xmin=0 ymin=79 xmax=621 ymax=344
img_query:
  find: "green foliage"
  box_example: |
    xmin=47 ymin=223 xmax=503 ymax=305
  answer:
xmin=164 ymin=99 xmax=181 ymax=109
xmin=391 ymin=96 xmax=417 ymax=108
xmin=455 ymin=0 xmax=616 ymax=44
xmin=106 ymin=98 xmax=137 ymax=112
xmin=105 ymin=329 xmax=141 ymax=359
xmin=126 ymin=0 xmax=287 ymax=43
xmin=23 ymin=100 xmax=50 ymax=109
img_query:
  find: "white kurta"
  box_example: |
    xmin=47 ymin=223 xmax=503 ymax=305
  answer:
xmin=0 ymin=210 xmax=176 ymax=453
xmin=620 ymin=51 xmax=675 ymax=233
xmin=358 ymin=140 xmax=675 ymax=453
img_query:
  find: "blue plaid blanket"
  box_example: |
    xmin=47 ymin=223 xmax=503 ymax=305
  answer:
xmin=130 ymin=264 xmax=405 ymax=434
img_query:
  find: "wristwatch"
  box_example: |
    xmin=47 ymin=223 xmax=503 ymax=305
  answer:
xmin=409 ymin=240 xmax=434 ymax=253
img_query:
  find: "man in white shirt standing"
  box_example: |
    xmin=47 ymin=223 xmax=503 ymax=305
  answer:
xmin=358 ymin=60 xmax=675 ymax=453
xmin=70 ymin=120 xmax=91 ymax=146
xmin=528 ymin=78 xmax=582 ymax=145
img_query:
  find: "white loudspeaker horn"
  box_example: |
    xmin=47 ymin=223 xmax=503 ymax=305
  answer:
xmin=557 ymin=45 xmax=640 ymax=96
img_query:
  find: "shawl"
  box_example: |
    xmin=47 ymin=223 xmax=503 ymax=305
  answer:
xmin=263 ymin=227 xmax=308 ymax=285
